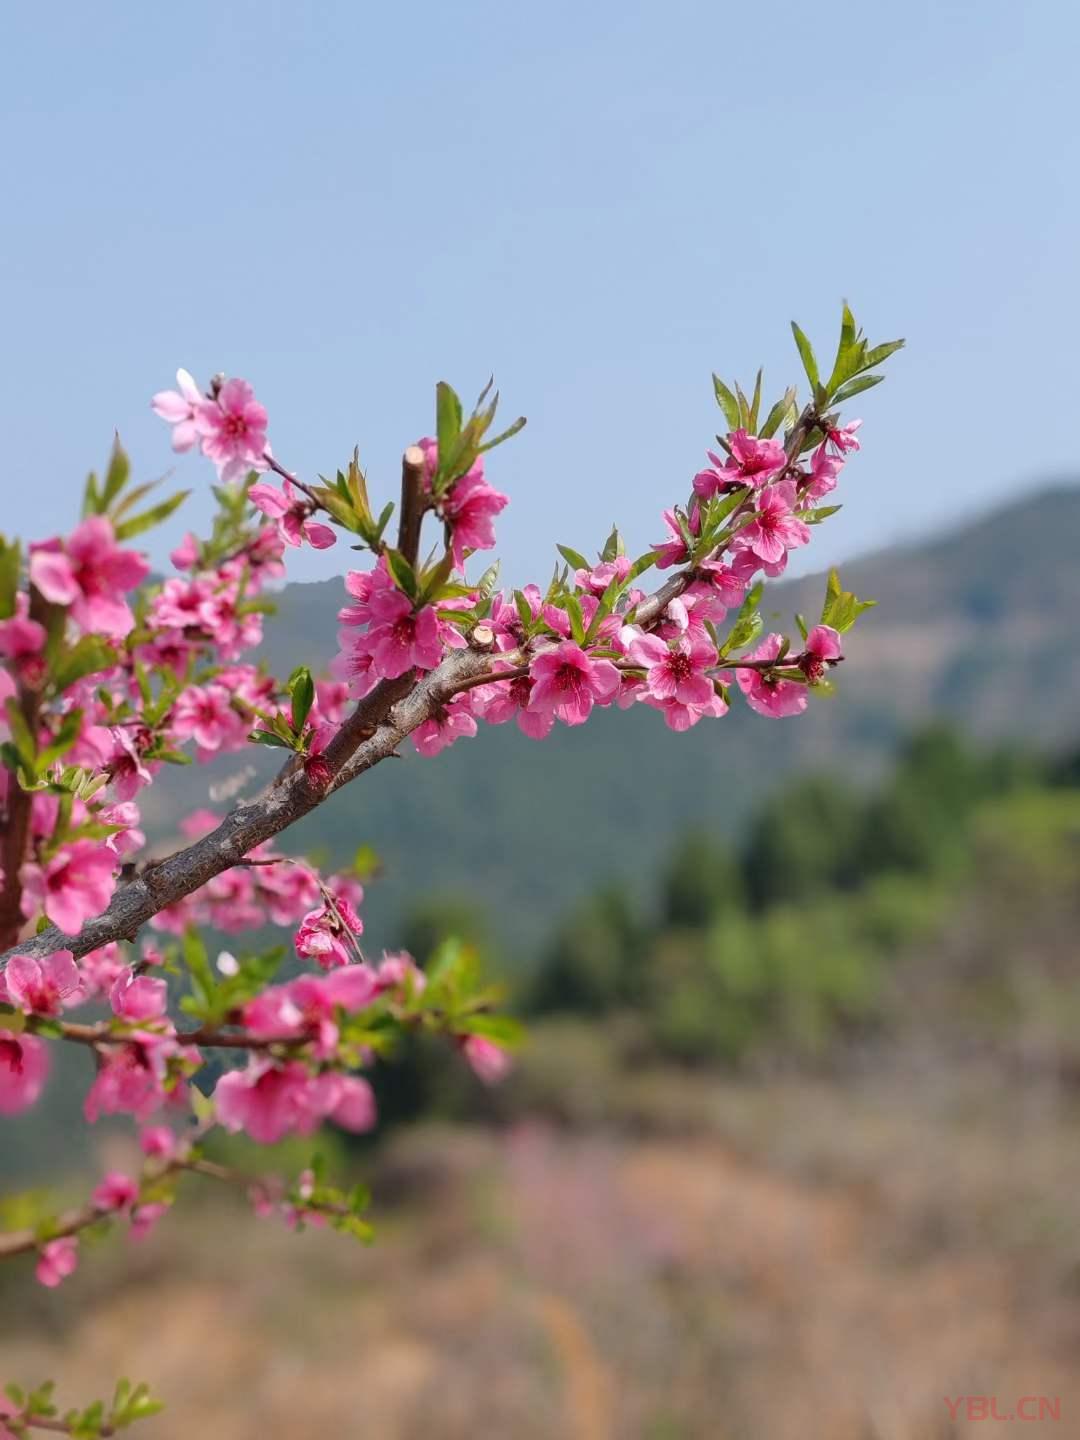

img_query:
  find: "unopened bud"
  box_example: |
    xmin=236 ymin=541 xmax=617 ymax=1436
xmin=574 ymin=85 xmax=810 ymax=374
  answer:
xmin=304 ymin=754 xmax=333 ymax=791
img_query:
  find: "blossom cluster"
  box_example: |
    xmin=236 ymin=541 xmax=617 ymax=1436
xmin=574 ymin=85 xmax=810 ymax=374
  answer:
xmin=0 ymin=309 xmax=899 ymax=1356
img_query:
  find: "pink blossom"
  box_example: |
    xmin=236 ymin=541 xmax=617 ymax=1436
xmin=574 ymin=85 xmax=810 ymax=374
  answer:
xmin=416 ymin=439 xmax=509 ymax=569
xmin=250 ymin=858 xmax=320 ymax=928
xmin=130 ymin=1202 xmax=170 ymax=1241
xmin=151 ymin=368 xmax=203 ymax=452
xmin=295 ymin=898 xmax=364 ymax=970
xmin=800 ymin=624 xmax=843 ymax=684
xmin=92 ymin=1171 xmax=139 ymax=1212
xmin=366 ymin=593 xmax=444 ymax=678
xmin=652 ymin=507 xmax=696 ymax=569
xmin=441 ymin=467 xmax=509 ymax=569
xmin=195 ymin=378 xmax=269 ymax=483
xmin=170 ymin=531 xmax=201 ymax=569
xmin=0 ymin=1033 xmax=49 ymax=1113
xmin=736 ymin=633 xmax=808 ymax=718
xmin=803 ymin=443 xmax=844 ymax=502
xmin=249 ymin=479 xmax=337 ymax=550
xmin=477 ymin=671 xmax=555 ymax=740
xmin=103 ymin=727 xmax=155 ymax=801
xmin=625 ymin=629 xmax=717 ymax=708
xmin=20 ymin=841 xmax=117 ymax=935
xmin=376 ymin=951 xmax=427 ymax=994
xmin=337 ymin=559 xmax=396 ymax=628
xmin=528 ymin=642 xmax=620 ymax=726
xmin=646 ymin=689 xmax=730 ymax=732
xmin=110 ymin=967 xmax=168 ymax=1022
xmin=3 ymin=950 xmax=80 ymax=1015
xmin=682 ymin=563 xmax=746 ymax=624
xmin=733 ymin=481 xmax=811 ymax=567
xmin=214 ymin=1059 xmax=374 ymax=1144
xmin=29 ymin=517 xmax=149 ymax=637
xmin=0 ymin=592 xmax=46 ymax=662
xmin=412 ymin=696 xmax=479 ymax=756
xmin=693 ymin=431 xmax=786 ymax=497
xmin=1 ymin=1393 xmax=20 ymax=1440
xmin=171 ymin=683 xmax=245 ymax=756
xmin=463 ymin=1034 xmax=512 ymax=1084
xmin=826 ymin=419 xmax=862 ymax=454
xmin=36 ymin=1236 xmax=79 ymax=1288
xmin=242 ymin=965 xmax=379 ymax=1058
xmin=326 ymin=1074 xmax=377 ymax=1132
xmin=139 ymin=1125 xmax=178 ymax=1161
xmin=575 ymin=556 xmax=631 ymax=597
xmin=83 ymin=1033 xmax=185 ymax=1123
xmin=77 ymin=942 xmax=127 ymax=999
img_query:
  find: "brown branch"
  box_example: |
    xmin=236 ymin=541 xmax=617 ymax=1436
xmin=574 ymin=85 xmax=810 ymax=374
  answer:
xmin=0 ymin=644 xmax=492 ymax=969
xmin=31 ymin=1017 xmax=313 ymax=1052
xmin=0 ymin=596 xmax=49 ymax=949
xmin=397 ymin=445 xmax=428 ymax=567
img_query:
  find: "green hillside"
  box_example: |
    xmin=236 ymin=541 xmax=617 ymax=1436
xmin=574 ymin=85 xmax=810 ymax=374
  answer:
xmin=144 ymin=483 xmax=1080 ymax=954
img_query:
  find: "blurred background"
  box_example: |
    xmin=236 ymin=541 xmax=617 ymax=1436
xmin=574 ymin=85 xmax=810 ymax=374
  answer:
xmin=3 ymin=2 xmax=1080 ymax=1437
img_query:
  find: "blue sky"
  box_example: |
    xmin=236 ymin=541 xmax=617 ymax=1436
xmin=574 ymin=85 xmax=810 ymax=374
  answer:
xmin=2 ymin=0 xmax=1076 ymax=585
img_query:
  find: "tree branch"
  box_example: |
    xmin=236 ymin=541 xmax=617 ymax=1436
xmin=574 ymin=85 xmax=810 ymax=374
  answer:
xmin=0 ymin=645 xmax=492 ymax=968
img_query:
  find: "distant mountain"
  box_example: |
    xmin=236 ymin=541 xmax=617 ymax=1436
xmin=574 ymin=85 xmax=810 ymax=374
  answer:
xmin=143 ymin=482 xmax=1080 ymax=954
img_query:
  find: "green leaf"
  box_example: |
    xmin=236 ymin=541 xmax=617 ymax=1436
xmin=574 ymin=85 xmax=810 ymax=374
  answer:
xmin=5 ymin=699 xmax=38 ymax=768
xmin=827 ymin=302 xmax=858 ymax=384
xmin=748 ymin=368 xmax=763 ymax=432
xmin=457 ymin=1012 xmax=526 ymax=1048
xmin=476 ymin=560 xmax=500 ymax=600
xmin=734 ymin=381 xmax=752 ymax=429
xmin=477 ymin=414 xmax=527 ymax=454
xmin=248 ymin=729 xmax=296 ymax=750
xmin=39 ymin=708 xmax=84 ymax=766
xmin=384 ymin=547 xmax=418 ymax=600
xmin=627 ymin=550 xmax=657 ymax=582
xmin=52 ymin=636 xmax=120 ymax=692
xmin=820 ymin=566 xmax=877 ymax=633
xmin=435 ymin=382 xmax=463 ymax=464
xmin=83 ymin=471 xmax=102 ymax=517
xmin=790 ymin=322 xmax=819 ymax=389
xmin=564 ymin=593 xmax=586 ymax=644
xmin=102 ymin=436 xmax=131 ymax=508
xmin=862 ymin=338 xmax=905 ymax=370
xmin=831 ymin=373 xmax=885 ymax=404
xmin=181 ymin=929 xmax=219 ymax=1018
xmin=759 ymin=386 xmax=796 ymax=440
xmin=418 ymin=551 xmax=455 ymax=604
xmin=600 ymin=525 xmax=624 ymax=563
xmin=720 ymin=579 xmax=764 ymax=656
xmin=288 ymin=666 xmax=315 ymax=735
xmin=556 ymin=544 xmax=590 ymax=573
xmin=114 ymin=490 xmax=190 ymax=541
xmin=514 ymin=589 xmax=535 ymax=630
xmin=0 ymin=537 xmax=22 ymax=619
xmin=712 ymin=375 xmax=741 ymax=431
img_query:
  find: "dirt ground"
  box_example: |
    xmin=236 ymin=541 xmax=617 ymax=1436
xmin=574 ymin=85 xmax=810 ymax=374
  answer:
xmin=4 ymin=1064 xmax=1079 ymax=1439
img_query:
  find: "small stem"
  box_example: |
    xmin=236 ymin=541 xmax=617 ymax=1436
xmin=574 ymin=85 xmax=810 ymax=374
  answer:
xmin=16 ymin=1416 xmax=117 ymax=1437
xmin=262 ymin=453 xmax=323 ymax=512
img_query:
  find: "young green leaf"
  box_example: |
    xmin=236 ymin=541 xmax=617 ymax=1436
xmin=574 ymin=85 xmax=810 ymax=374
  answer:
xmin=790 ymin=322 xmax=819 ymax=389
xmin=712 ymin=375 xmax=742 ymax=431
